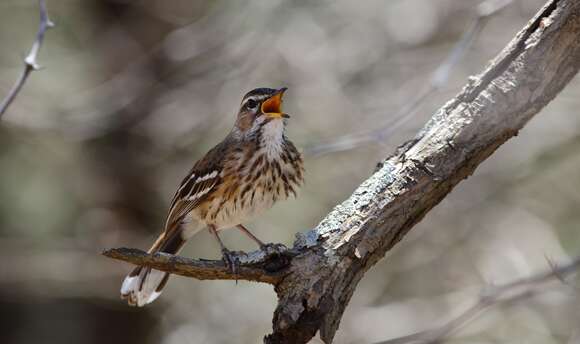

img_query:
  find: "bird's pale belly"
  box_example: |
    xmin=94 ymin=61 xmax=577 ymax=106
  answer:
xmin=206 ymin=187 xmax=276 ymax=230
xmin=192 ymin=171 xmax=295 ymax=231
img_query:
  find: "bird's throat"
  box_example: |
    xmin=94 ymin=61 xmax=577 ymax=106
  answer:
xmin=260 ymin=119 xmax=285 ymax=160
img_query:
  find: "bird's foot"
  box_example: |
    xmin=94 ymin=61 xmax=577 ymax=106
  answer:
xmin=221 ymin=248 xmax=240 ymax=277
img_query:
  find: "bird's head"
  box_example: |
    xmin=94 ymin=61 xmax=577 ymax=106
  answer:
xmin=234 ymin=87 xmax=289 ymax=136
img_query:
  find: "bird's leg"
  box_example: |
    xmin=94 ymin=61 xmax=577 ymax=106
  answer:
xmin=237 ymin=224 xmax=289 ymax=258
xmin=208 ymin=225 xmax=238 ymax=276
xmin=236 ymin=224 xmax=266 ymax=248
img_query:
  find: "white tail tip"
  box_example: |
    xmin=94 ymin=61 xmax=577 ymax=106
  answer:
xmin=120 ymin=269 xmax=166 ymax=307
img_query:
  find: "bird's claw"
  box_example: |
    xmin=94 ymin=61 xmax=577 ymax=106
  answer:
xmin=221 ymin=248 xmax=239 ymax=277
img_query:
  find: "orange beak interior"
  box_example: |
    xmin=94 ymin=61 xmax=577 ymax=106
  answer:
xmin=261 ymin=91 xmax=288 ymax=118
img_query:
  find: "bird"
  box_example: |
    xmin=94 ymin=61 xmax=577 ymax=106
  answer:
xmin=120 ymin=87 xmax=304 ymax=306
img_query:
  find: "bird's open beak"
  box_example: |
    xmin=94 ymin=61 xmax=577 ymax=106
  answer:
xmin=262 ymin=87 xmax=290 ymax=119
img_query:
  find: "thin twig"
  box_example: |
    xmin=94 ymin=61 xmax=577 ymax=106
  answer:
xmin=102 ymin=246 xmax=296 ymax=285
xmin=376 ymin=255 xmax=580 ymax=344
xmin=0 ymin=0 xmax=54 ymax=119
xmin=305 ymin=0 xmax=513 ymax=157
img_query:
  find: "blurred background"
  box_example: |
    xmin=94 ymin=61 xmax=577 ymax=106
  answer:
xmin=0 ymin=0 xmax=579 ymax=343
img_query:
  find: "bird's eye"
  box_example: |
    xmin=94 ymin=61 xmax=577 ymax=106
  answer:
xmin=246 ymin=99 xmax=258 ymax=109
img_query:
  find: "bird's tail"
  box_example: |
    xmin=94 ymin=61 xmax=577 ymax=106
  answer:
xmin=120 ymin=229 xmax=187 ymax=307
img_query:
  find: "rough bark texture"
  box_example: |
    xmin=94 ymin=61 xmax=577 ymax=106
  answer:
xmin=104 ymin=1 xmax=580 ymax=343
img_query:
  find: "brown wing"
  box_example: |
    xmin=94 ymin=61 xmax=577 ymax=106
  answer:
xmin=163 ymin=140 xmax=229 ymax=233
xmin=164 ymin=171 xmax=220 ymax=228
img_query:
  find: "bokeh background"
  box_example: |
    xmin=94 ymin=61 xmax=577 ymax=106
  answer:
xmin=0 ymin=0 xmax=579 ymax=343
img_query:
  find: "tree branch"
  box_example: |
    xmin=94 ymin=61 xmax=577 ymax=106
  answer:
xmin=102 ymin=246 xmax=295 ymax=285
xmin=0 ymin=0 xmax=54 ymax=119
xmin=103 ymin=0 xmax=580 ymax=342
xmin=375 ymin=256 xmax=580 ymax=344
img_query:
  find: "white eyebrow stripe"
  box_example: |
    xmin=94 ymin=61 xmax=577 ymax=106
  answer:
xmin=242 ymin=95 xmax=267 ymax=105
xmin=241 ymin=98 xmax=254 ymax=106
